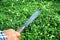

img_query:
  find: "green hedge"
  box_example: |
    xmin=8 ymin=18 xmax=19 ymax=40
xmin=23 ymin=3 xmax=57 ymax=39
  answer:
xmin=0 ymin=0 xmax=60 ymax=40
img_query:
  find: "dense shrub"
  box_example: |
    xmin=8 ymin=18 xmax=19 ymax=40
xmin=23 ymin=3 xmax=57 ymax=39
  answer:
xmin=0 ymin=0 xmax=60 ymax=40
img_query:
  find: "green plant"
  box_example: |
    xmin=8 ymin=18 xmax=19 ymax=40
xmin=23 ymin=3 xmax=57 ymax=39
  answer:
xmin=0 ymin=0 xmax=60 ymax=40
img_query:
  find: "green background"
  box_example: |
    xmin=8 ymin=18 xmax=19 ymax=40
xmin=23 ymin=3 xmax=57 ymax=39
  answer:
xmin=0 ymin=0 xmax=60 ymax=40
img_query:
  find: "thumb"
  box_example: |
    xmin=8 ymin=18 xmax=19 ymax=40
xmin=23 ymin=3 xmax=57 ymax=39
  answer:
xmin=16 ymin=32 xmax=20 ymax=38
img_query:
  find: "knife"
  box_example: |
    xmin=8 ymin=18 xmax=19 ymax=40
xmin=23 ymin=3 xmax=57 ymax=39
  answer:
xmin=17 ymin=10 xmax=41 ymax=33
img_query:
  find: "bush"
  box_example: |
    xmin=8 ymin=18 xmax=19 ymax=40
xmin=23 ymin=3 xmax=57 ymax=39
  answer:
xmin=0 ymin=0 xmax=60 ymax=40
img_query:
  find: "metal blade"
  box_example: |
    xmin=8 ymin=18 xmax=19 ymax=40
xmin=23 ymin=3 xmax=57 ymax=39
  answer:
xmin=17 ymin=10 xmax=41 ymax=32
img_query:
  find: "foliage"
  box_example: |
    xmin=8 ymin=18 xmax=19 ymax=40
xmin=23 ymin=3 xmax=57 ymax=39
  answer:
xmin=0 ymin=0 xmax=60 ymax=40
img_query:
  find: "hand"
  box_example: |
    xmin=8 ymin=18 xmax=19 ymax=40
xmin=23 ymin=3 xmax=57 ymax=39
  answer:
xmin=4 ymin=29 xmax=20 ymax=40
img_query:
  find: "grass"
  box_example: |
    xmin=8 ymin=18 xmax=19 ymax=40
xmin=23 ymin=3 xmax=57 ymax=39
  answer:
xmin=0 ymin=0 xmax=60 ymax=40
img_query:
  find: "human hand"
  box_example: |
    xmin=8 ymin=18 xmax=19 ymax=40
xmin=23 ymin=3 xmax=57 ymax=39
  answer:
xmin=4 ymin=29 xmax=20 ymax=40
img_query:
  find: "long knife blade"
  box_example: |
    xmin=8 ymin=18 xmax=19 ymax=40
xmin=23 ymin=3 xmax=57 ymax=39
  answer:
xmin=17 ymin=10 xmax=41 ymax=33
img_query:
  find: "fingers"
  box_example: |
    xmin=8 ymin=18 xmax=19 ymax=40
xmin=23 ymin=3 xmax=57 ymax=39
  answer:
xmin=15 ymin=36 xmax=20 ymax=40
xmin=14 ymin=37 xmax=20 ymax=40
xmin=16 ymin=32 xmax=20 ymax=38
xmin=16 ymin=32 xmax=20 ymax=36
xmin=4 ymin=29 xmax=15 ymax=33
xmin=4 ymin=29 xmax=15 ymax=35
xmin=4 ymin=29 xmax=20 ymax=40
